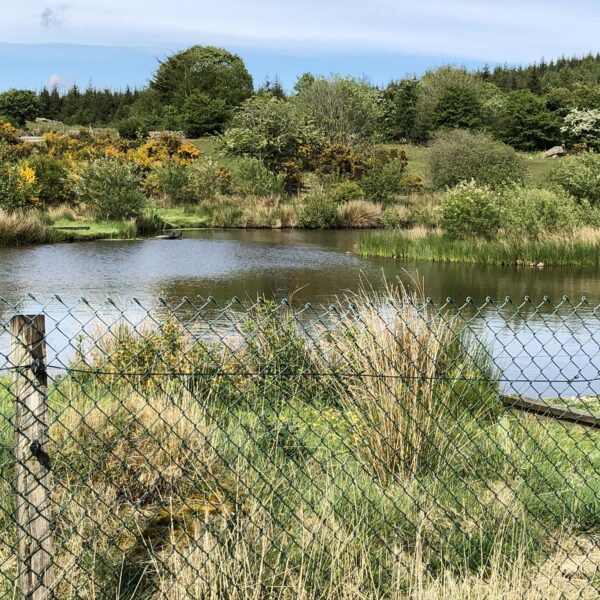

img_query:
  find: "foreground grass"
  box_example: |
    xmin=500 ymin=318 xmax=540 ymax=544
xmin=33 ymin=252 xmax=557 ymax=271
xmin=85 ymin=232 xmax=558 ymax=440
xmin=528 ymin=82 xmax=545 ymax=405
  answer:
xmin=359 ymin=229 xmax=600 ymax=267
xmin=0 ymin=290 xmax=599 ymax=597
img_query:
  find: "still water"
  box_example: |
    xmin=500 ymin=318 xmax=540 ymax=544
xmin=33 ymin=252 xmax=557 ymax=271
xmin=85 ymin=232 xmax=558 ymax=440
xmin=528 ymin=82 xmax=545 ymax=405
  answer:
xmin=0 ymin=229 xmax=599 ymax=398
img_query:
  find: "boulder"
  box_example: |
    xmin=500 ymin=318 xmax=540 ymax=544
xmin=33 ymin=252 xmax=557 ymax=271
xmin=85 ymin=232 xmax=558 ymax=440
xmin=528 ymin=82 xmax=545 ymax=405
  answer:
xmin=544 ymin=146 xmax=564 ymax=158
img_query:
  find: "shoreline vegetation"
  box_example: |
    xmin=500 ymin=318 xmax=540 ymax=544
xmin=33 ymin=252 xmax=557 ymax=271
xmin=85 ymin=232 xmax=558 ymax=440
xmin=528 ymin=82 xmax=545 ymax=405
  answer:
xmin=2 ymin=46 xmax=600 ymax=266
xmin=358 ymin=228 xmax=600 ymax=268
xmin=1 ymin=289 xmax=599 ymax=598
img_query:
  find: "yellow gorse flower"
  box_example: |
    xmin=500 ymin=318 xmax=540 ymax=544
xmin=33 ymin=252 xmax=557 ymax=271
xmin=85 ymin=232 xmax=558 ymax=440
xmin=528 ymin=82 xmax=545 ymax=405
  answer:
xmin=18 ymin=165 xmax=37 ymax=186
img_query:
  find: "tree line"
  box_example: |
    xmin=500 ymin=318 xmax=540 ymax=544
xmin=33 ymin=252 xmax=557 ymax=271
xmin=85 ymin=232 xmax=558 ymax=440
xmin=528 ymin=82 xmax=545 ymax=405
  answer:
xmin=1 ymin=46 xmax=600 ymax=151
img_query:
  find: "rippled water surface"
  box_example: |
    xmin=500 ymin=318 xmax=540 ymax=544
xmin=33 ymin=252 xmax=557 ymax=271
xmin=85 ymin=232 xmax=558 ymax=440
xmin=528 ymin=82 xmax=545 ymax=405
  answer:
xmin=1 ymin=229 xmax=599 ymax=397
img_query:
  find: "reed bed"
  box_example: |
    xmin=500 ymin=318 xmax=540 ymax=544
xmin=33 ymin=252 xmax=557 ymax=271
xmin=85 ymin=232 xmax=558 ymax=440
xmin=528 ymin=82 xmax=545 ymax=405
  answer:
xmin=359 ymin=229 xmax=600 ymax=267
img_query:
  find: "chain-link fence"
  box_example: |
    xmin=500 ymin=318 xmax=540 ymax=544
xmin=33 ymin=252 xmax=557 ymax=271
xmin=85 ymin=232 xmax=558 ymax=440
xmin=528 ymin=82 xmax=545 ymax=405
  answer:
xmin=1 ymin=293 xmax=600 ymax=599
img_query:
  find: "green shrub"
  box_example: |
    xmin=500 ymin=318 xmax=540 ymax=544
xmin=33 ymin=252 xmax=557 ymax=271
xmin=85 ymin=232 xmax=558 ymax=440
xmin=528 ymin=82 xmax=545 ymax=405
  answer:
xmin=500 ymin=187 xmax=580 ymax=237
xmin=314 ymin=142 xmax=370 ymax=179
xmin=222 ymin=95 xmax=321 ymax=171
xmin=117 ymin=116 xmax=150 ymax=140
xmin=360 ymin=158 xmax=408 ymax=202
xmin=382 ymin=205 xmax=413 ymax=228
xmin=230 ymin=157 xmax=282 ymax=197
xmin=28 ymin=155 xmax=74 ymax=206
xmin=0 ymin=162 xmax=40 ymax=212
xmin=429 ymin=130 xmax=525 ymax=190
xmin=186 ymin=159 xmax=221 ymax=202
xmin=299 ymin=194 xmax=339 ymax=229
xmin=328 ymin=181 xmax=364 ymax=204
xmin=551 ymin=153 xmax=600 ymax=205
xmin=73 ymin=158 xmax=146 ymax=219
xmin=153 ymin=161 xmax=192 ymax=204
xmin=440 ymin=181 xmax=500 ymax=239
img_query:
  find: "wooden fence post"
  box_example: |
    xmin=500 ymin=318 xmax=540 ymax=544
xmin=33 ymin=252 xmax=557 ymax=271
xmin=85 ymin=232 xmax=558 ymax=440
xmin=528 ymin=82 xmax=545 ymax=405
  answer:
xmin=11 ymin=315 xmax=54 ymax=600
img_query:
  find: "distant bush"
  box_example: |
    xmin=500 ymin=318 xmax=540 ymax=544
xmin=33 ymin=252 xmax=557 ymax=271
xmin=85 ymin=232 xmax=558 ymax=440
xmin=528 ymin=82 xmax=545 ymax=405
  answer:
xmin=73 ymin=158 xmax=146 ymax=219
xmin=429 ymin=130 xmax=525 ymax=190
xmin=440 ymin=181 xmax=500 ymax=239
xmin=299 ymin=194 xmax=339 ymax=229
xmin=230 ymin=157 xmax=282 ymax=197
xmin=0 ymin=162 xmax=40 ymax=212
xmin=222 ymin=95 xmax=321 ymax=172
xmin=500 ymin=187 xmax=580 ymax=237
xmin=328 ymin=181 xmax=364 ymax=204
xmin=314 ymin=142 xmax=369 ymax=179
xmin=561 ymin=109 xmax=600 ymax=151
xmin=382 ymin=205 xmax=413 ymax=228
xmin=186 ymin=159 xmax=223 ymax=202
xmin=360 ymin=158 xmax=408 ymax=202
xmin=117 ymin=116 xmax=150 ymax=140
xmin=294 ymin=75 xmax=385 ymax=145
xmin=338 ymin=200 xmax=382 ymax=228
xmin=28 ymin=155 xmax=74 ymax=206
xmin=551 ymin=153 xmax=600 ymax=205
xmin=153 ymin=160 xmax=192 ymax=204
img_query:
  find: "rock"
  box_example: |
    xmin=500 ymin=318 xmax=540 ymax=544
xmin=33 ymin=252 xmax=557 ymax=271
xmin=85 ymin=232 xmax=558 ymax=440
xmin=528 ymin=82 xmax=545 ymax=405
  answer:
xmin=536 ymin=263 xmax=545 ymax=268
xmin=544 ymin=146 xmax=564 ymax=158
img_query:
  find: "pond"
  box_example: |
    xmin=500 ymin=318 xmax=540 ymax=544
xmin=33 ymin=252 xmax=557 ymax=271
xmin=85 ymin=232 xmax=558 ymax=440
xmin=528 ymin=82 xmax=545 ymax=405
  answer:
xmin=0 ymin=229 xmax=599 ymax=398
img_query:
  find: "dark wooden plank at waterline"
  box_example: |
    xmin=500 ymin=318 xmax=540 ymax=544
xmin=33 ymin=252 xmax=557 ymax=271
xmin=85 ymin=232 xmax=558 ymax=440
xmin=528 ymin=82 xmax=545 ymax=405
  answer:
xmin=502 ymin=395 xmax=600 ymax=429
xmin=51 ymin=226 xmax=91 ymax=231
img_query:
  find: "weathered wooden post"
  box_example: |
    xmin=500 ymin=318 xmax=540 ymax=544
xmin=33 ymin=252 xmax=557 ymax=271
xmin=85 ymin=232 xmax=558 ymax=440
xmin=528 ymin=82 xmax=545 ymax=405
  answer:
xmin=11 ymin=315 xmax=54 ymax=600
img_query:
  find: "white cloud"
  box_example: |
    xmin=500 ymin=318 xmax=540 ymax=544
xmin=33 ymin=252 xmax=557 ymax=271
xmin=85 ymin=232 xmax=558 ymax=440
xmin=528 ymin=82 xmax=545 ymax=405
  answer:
xmin=4 ymin=1 xmax=599 ymax=63
xmin=45 ymin=73 xmax=67 ymax=90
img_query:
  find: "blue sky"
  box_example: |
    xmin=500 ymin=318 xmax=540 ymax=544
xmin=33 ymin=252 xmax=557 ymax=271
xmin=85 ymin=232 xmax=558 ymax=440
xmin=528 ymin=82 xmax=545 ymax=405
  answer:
xmin=2 ymin=1 xmax=599 ymax=92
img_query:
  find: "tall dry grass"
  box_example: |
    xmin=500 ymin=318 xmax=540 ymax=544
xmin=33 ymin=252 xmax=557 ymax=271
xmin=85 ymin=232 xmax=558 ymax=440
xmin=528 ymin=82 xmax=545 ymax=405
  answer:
xmin=337 ymin=200 xmax=382 ymax=228
xmin=0 ymin=209 xmax=56 ymax=245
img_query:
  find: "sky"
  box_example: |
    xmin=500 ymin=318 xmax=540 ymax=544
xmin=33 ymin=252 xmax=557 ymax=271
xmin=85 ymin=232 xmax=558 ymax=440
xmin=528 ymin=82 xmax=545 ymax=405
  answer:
xmin=2 ymin=1 xmax=600 ymax=92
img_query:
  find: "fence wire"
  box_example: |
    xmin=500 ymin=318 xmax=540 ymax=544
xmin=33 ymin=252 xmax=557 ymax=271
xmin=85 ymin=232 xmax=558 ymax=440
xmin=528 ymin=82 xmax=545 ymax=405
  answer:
xmin=1 ymin=294 xmax=600 ymax=599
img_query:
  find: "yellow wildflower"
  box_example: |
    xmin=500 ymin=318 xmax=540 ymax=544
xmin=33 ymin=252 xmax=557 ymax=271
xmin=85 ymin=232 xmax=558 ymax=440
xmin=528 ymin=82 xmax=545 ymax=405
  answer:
xmin=18 ymin=165 xmax=37 ymax=186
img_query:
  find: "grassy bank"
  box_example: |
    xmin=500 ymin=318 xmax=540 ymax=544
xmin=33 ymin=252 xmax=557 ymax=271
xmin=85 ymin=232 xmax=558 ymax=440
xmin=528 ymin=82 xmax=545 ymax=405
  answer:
xmin=0 ymin=291 xmax=598 ymax=598
xmin=359 ymin=229 xmax=600 ymax=267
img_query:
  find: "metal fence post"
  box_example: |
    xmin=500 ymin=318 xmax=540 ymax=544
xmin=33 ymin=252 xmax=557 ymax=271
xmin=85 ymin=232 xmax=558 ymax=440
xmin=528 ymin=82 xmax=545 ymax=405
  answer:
xmin=11 ymin=315 xmax=54 ymax=600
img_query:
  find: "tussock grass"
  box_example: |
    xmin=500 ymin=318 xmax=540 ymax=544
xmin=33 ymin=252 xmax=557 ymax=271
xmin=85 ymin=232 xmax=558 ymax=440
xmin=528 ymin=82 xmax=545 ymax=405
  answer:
xmin=0 ymin=209 xmax=58 ymax=245
xmin=359 ymin=229 xmax=600 ymax=267
xmin=337 ymin=200 xmax=382 ymax=228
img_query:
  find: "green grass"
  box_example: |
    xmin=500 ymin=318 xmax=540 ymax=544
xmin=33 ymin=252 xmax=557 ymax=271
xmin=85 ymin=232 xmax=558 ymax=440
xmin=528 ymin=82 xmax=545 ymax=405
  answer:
xmin=50 ymin=218 xmax=129 ymax=238
xmin=156 ymin=207 xmax=210 ymax=229
xmin=359 ymin=231 xmax=600 ymax=267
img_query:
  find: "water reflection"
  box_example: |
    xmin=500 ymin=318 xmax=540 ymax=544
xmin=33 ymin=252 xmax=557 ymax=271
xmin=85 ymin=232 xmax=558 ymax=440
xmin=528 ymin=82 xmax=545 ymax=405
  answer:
xmin=0 ymin=229 xmax=599 ymax=398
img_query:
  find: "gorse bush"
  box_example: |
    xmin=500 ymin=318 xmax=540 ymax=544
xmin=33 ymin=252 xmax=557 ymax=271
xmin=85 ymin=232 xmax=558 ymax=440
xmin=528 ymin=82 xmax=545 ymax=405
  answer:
xmin=229 ymin=157 xmax=282 ymax=197
xmin=440 ymin=181 xmax=500 ymax=239
xmin=551 ymin=152 xmax=600 ymax=205
xmin=0 ymin=162 xmax=40 ymax=212
xmin=500 ymin=187 xmax=581 ymax=237
xmin=429 ymin=129 xmax=525 ymax=190
xmin=73 ymin=158 xmax=146 ymax=219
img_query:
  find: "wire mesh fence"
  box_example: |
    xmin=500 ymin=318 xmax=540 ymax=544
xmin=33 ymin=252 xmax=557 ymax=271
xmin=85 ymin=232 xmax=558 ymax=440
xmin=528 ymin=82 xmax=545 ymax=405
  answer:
xmin=1 ymin=293 xmax=600 ymax=599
